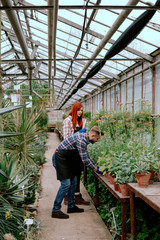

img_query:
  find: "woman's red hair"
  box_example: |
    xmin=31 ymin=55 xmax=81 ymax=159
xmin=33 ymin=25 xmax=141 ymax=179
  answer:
xmin=68 ymin=102 xmax=83 ymax=129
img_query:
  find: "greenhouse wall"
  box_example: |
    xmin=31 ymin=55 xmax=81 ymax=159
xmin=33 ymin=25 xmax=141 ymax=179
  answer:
xmin=134 ymin=66 xmax=142 ymax=112
xmin=82 ymin=52 xmax=160 ymax=142
xmin=83 ymin=54 xmax=160 ymax=116
xmin=121 ymin=80 xmax=126 ymax=108
xmin=155 ymin=55 xmax=160 ymax=114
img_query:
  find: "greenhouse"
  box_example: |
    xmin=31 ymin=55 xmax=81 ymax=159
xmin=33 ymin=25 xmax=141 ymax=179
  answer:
xmin=0 ymin=0 xmax=160 ymax=239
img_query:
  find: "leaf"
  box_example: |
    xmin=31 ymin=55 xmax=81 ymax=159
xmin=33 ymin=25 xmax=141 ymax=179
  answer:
xmin=0 ymin=169 xmax=10 ymax=179
xmin=0 ymin=132 xmax=24 ymax=138
xmin=6 ymin=174 xmax=30 ymax=193
xmin=0 ymin=104 xmax=26 ymax=115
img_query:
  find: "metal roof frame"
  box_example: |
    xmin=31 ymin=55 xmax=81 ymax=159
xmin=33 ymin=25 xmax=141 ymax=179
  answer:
xmin=1 ymin=0 xmax=160 ymax=109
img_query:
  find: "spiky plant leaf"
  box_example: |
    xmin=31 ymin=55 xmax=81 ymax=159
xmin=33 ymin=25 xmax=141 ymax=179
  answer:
xmin=0 ymin=105 xmax=26 ymax=115
xmin=0 ymin=132 xmax=24 ymax=138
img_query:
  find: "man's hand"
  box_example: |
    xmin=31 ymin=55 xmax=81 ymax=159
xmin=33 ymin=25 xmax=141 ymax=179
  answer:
xmin=96 ymin=166 xmax=103 ymax=174
xmin=79 ymin=128 xmax=87 ymax=133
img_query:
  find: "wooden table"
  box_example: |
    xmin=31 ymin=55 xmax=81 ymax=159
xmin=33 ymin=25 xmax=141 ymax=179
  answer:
xmin=93 ymin=172 xmax=130 ymax=240
xmin=127 ymin=182 xmax=160 ymax=240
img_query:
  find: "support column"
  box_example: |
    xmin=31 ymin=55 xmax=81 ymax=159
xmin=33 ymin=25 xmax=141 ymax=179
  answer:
xmin=132 ymin=69 xmax=135 ymax=114
xmin=0 ymin=6 xmax=2 ymax=96
xmin=141 ymin=63 xmax=144 ymax=111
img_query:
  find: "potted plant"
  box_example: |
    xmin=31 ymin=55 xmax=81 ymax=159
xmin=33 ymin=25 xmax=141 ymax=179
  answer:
xmin=116 ymin=167 xmax=135 ymax=196
xmin=154 ymin=148 xmax=160 ymax=181
xmin=154 ymin=161 xmax=160 ymax=181
xmin=108 ymin=159 xmax=120 ymax=184
xmin=132 ymin=157 xmax=151 ymax=187
xmin=97 ymin=153 xmax=113 ymax=180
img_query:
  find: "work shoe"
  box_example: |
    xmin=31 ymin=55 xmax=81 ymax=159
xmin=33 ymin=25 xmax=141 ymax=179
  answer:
xmin=75 ymin=193 xmax=90 ymax=205
xmin=63 ymin=195 xmax=68 ymax=205
xmin=67 ymin=205 xmax=84 ymax=213
xmin=51 ymin=210 xmax=69 ymax=219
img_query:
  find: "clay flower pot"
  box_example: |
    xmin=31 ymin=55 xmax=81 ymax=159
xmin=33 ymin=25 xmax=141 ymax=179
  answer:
xmin=149 ymin=170 xmax=155 ymax=184
xmin=109 ymin=174 xmax=115 ymax=184
xmin=157 ymin=172 xmax=160 ymax=181
xmin=114 ymin=182 xmax=119 ymax=191
xmin=119 ymin=184 xmax=129 ymax=196
xmin=135 ymin=173 xmax=151 ymax=188
xmin=104 ymin=171 xmax=109 ymax=180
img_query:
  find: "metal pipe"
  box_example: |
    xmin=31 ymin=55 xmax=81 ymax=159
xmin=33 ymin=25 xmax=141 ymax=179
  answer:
xmin=28 ymin=68 xmax=42 ymax=99
xmin=57 ymin=0 xmax=101 ymax=100
xmin=58 ymin=0 xmax=140 ymax=109
xmin=0 ymin=3 xmax=2 ymax=95
xmin=1 ymin=0 xmax=42 ymax=100
xmin=0 ymin=5 xmax=159 ymax=10
xmin=1 ymin=58 xmax=144 ymax=63
xmin=48 ymin=0 xmax=53 ymax=97
xmin=53 ymin=0 xmax=59 ymax=77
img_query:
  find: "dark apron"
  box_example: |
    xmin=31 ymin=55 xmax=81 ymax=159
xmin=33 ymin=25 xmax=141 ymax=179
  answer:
xmin=55 ymin=149 xmax=84 ymax=180
xmin=74 ymin=126 xmax=81 ymax=133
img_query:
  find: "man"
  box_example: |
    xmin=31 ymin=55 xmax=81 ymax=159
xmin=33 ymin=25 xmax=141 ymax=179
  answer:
xmin=51 ymin=126 xmax=103 ymax=219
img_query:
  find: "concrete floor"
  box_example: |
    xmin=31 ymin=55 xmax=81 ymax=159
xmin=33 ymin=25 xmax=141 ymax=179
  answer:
xmin=37 ymin=133 xmax=112 ymax=240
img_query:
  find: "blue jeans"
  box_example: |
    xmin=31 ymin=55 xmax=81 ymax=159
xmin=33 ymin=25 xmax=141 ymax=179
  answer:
xmin=52 ymin=154 xmax=77 ymax=212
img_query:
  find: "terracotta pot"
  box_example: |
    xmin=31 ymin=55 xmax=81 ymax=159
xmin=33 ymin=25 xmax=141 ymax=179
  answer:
xmin=135 ymin=173 xmax=151 ymax=188
xmin=149 ymin=170 xmax=155 ymax=184
xmin=118 ymin=184 xmax=121 ymax=193
xmin=109 ymin=175 xmax=115 ymax=184
xmin=157 ymin=172 xmax=160 ymax=181
xmin=114 ymin=182 xmax=119 ymax=191
xmin=104 ymin=172 xmax=109 ymax=180
xmin=119 ymin=184 xmax=129 ymax=196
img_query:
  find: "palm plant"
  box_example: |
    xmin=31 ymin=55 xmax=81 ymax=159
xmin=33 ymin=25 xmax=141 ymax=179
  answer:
xmin=3 ymin=108 xmax=43 ymax=175
xmin=0 ymin=154 xmax=32 ymax=239
xmin=0 ymin=99 xmax=37 ymax=238
xmin=0 ymin=98 xmax=25 ymax=138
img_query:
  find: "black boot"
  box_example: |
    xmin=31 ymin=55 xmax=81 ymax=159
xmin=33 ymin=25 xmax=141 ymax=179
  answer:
xmin=67 ymin=205 xmax=84 ymax=213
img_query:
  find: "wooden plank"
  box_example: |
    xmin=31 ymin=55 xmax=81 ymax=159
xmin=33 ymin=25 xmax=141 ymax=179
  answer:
xmin=127 ymin=182 xmax=160 ymax=214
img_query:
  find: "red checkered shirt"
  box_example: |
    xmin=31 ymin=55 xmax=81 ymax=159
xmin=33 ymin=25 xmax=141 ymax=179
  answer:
xmin=63 ymin=115 xmax=74 ymax=139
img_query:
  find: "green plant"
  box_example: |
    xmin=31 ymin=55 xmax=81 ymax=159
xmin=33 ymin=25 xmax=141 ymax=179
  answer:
xmin=62 ymin=113 xmax=67 ymax=119
xmin=154 ymin=161 xmax=160 ymax=173
xmin=55 ymin=121 xmax=63 ymax=131
xmin=132 ymin=158 xmax=150 ymax=174
xmin=83 ymin=111 xmax=91 ymax=120
xmin=0 ymin=156 xmax=34 ymax=239
xmin=3 ymin=108 xmax=43 ymax=175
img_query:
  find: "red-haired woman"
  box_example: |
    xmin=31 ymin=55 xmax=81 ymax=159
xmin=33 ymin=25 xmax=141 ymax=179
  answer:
xmin=63 ymin=102 xmax=90 ymax=205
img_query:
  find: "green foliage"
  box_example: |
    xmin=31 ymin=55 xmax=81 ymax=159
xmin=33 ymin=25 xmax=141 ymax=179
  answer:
xmin=62 ymin=113 xmax=67 ymax=119
xmin=2 ymin=107 xmax=45 ymax=175
xmin=83 ymin=111 xmax=91 ymax=120
xmin=0 ymin=96 xmax=47 ymax=239
xmin=0 ymin=154 xmax=34 ymax=239
xmin=55 ymin=121 xmax=63 ymax=131
xmin=86 ymin=105 xmax=160 ymax=239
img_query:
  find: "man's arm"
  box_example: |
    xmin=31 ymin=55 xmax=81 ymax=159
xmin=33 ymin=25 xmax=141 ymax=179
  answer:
xmin=76 ymin=136 xmax=96 ymax=170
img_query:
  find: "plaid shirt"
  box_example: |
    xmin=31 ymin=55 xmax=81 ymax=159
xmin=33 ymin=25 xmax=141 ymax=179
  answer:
xmin=63 ymin=116 xmax=74 ymax=139
xmin=57 ymin=132 xmax=96 ymax=170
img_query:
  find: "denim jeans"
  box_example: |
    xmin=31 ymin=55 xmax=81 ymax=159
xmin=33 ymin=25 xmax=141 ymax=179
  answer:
xmin=52 ymin=153 xmax=77 ymax=212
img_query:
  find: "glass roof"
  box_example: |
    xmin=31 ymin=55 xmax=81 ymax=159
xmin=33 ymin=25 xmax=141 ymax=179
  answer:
xmin=1 ymin=0 xmax=160 ymax=109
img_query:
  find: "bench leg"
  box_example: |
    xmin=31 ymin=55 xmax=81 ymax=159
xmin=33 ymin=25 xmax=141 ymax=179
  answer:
xmin=121 ymin=202 xmax=126 ymax=240
xmin=95 ymin=176 xmax=99 ymax=207
xmin=130 ymin=191 xmax=136 ymax=240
